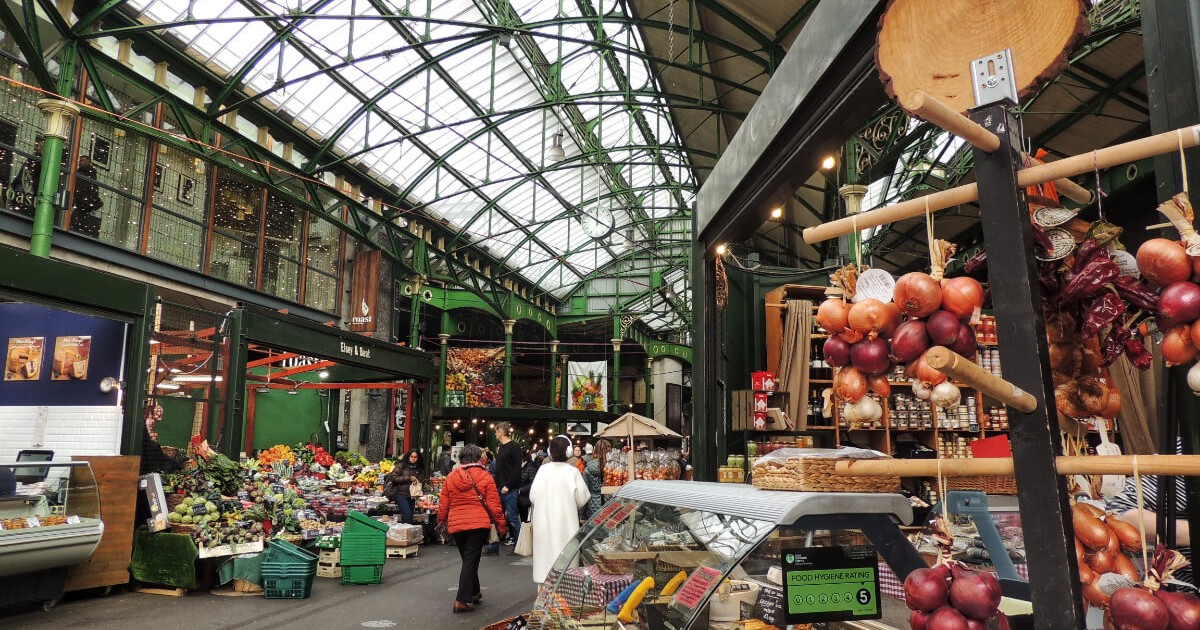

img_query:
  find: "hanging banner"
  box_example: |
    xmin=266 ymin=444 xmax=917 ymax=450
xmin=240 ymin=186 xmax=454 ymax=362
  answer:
xmin=347 ymin=250 xmax=380 ymax=333
xmin=445 ymin=347 xmax=505 ymax=407
xmin=568 ymin=360 xmax=608 ymax=411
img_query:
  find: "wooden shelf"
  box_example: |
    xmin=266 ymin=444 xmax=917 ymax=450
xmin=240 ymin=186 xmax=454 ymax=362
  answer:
xmin=809 ymin=379 xmax=833 ymax=384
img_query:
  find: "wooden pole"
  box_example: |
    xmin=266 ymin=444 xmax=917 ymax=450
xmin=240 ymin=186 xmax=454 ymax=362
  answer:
xmin=832 ymin=455 xmax=1200 ymax=477
xmin=925 ymin=346 xmax=1038 ymax=412
xmin=905 ymin=91 xmax=1000 ymax=152
xmin=803 ymin=124 xmax=1200 ymax=244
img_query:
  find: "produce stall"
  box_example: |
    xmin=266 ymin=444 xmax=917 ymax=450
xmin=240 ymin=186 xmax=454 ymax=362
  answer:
xmin=595 ymin=413 xmax=684 ymax=494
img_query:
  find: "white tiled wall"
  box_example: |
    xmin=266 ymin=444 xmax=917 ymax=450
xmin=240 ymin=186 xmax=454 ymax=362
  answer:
xmin=0 ymin=406 xmax=123 ymax=461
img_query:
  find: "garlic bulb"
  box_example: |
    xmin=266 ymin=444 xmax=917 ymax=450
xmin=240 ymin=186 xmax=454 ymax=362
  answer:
xmin=850 ymin=395 xmax=883 ymax=423
xmin=1188 ymin=361 xmax=1200 ymax=395
xmin=912 ymin=380 xmax=932 ymax=401
xmin=930 ymin=382 xmax=961 ymax=409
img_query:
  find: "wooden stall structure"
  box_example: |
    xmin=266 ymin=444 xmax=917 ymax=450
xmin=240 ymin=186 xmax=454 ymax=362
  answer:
xmin=64 ymin=456 xmax=140 ymax=592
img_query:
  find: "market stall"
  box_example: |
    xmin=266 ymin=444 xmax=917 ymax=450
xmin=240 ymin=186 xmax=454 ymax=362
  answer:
xmin=595 ymin=412 xmax=684 ymax=493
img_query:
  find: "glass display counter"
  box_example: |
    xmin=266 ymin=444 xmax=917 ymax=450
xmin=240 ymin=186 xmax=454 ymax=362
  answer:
xmin=0 ymin=461 xmax=105 ymax=579
xmin=531 ymin=481 xmax=922 ymax=630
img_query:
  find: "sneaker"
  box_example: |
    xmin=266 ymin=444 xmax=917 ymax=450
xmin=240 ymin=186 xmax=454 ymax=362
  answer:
xmin=482 ymin=547 xmax=499 ymax=556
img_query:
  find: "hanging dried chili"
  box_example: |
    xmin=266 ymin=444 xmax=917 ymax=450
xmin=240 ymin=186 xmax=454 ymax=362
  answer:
xmin=1059 ymin=257 xmax=1120 ymax=304
xmin=1113 ymin=275 xmax=1160 ymax=314
xmin=1123 ymin=332 xmax=1154 ymax=369
xmin=1081 ymin=291 xmax=1126 ymax=336
xmin=1071 ymin=238 xmax=1107 ymax=272
xmin=1101 ymin=323 xmax=1132 ymax=367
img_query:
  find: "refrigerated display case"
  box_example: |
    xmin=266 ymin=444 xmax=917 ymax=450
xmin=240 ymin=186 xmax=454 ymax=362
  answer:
xmin=530 ymin=480 xmax=922 ymax=630
xmin=0 ymin=461 xmax=104 ymax=609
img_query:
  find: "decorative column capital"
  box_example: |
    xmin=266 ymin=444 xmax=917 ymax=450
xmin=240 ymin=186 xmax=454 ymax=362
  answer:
xmin=560 ymin=354 xmax=569 ymax=364
xmin=503 ymin=319 xmax=516 ymax=335
xmin=438 ymin=333 xmax=450 ymax=345
xmin=37 ymin=98 xmax=79 ymax=140
xmin=550 ymin=339 xmax=559 ymax=353
xmin=611 ymin=338 xmax=623 ymax=353
xmin=646 ymin=356 xmax=654 ymax=368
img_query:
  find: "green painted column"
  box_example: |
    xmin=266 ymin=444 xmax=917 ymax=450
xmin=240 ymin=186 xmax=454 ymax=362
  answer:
xmin=548 ymin=339 xmax=559 ymax=409
xmin=408 ymin=277 xmax=424 ymax=349
xmin=438 ymin=333 xmax=450 ymax=407
xmin=29 ymin=99 xmax=80 ymax=257
xmin=611 ymin=337 xmax=622 ymax=413
xmin=839 ymin=184 xmax=868 ymax=266
xmin=503 ymin=319 xmax=515 ymax=407
xmin=559 ymin=354 xmax=569 ymax=409
xmin=644 ymin=356 xmax=654 ymax=420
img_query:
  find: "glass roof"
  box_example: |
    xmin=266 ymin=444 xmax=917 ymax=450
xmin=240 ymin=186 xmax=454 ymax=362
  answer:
xmin=121 ymin=0 xmax=697 ymax=327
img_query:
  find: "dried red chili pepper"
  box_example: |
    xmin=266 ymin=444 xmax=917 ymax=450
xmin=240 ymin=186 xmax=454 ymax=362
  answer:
xmin=1081 ymin=291 xmax=1126 ymax=336
xmin=1123 ymin=332 xmax=1154 ymax=370
xmin=1032 ymin=223 xmax=1054 ymax=255
xmin=1101 ymin=323 xmax=1132 ymax=367
xmin=1071 ymin=238 xmax=1107 ymax=272
xmin=1059 ymin=258 xmax=1120 ymax=304
xmin=1113 ymin=275 xmax=1160 ymax=314
xmin=1038 ymin=262 xmax=1063 ymax=297
xmin=964 ymin=249 xmax=988 ymax=277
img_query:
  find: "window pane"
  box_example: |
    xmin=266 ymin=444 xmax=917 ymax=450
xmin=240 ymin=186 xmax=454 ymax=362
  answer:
xmin=75 ymin=120 xmax=148 ymax=250
xmin=209 ymin=232 xmax=257 ymax=288
xmin=305 ymin=270 xmax=337 ymax=313
xmin=145 ymin=207 xmax=204 ymax=270
xmin=305 ymin=210 xmax=341 ymax=275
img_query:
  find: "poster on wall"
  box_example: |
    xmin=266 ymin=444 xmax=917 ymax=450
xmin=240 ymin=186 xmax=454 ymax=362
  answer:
xmin=567 ymin=360 xmax=608 ymax=411
xmin=5 ymin=336 xmax=45 ymax=381
xmin=51 ymin=335 xmax=91 ymax=380
xmin=444 ymin=347 xmax=505 ymax=407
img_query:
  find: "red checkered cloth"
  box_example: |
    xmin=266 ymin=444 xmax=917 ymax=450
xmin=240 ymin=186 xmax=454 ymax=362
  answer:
xmin=542 ymin=565 xmax=634 ymax=611
xmin=880 ymin=563 xmax=1029 ymax=600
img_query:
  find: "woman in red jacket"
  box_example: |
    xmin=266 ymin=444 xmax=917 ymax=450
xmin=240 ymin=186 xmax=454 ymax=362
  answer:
xmin=437 ymin=444 xmax=506 ymax=613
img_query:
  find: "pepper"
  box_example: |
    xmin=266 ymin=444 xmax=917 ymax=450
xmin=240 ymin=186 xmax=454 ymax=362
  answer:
xmin=1082 ymin=291 xmax=1126 ymax=336
xmin=1123 ymin=332 xmax=1154 ymax=370
xmin=964 ymin=249 xmax=988 ymax=277
xmin=1038 ymin=262 xmax=1063 ymax=297
xmin=1059 ymin=258 xmax=1120 ymax=304
xmin=1032 ymin=223 xmax=1054 ymax=255
xmin=1071 ymin=238 xmax=1107 ymax=272
xmin=1101 ymin=323 xmax=1132 ymax=367
xmin=1113 ymin=275 xmax=1160 ymax=314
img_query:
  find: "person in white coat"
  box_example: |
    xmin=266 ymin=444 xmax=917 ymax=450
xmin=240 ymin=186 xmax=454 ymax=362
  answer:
xmin=529 ymin=434 xmax=590 ymax=584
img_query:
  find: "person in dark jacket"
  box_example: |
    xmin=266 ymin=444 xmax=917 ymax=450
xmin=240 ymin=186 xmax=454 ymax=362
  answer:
xmin=517 ymin=450 xmax=542 ymax=522
xmin=493 ymin=422 xmax=523 ymax=546
xmin=385 ymin=449 xmax=423 ymax=524
xmin=68 ymin=156 xmax=104 ymax=238
xmin=437 ymin=444 xmax=505 ymax=614
xmin=437 ymin=445 xmax=455 ymax=476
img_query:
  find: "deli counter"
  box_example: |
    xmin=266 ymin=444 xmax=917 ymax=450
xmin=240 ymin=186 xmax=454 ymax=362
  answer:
xmin=531 ymin=481 xmax=923 ymax=630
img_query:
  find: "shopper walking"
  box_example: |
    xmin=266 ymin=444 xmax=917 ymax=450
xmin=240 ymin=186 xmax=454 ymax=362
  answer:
xmin=583 ymin=438 xmax=611 ymax=518
xmin=437 ymin=444 xmax=455 ymax=476
xmin=436 ymin=444 xmax=505 ymax=614
xmin=517 ymin=450 xmax=542 ymax=522
xmin=482 ymin=448 xmax=501 ymax=555
xmin=530 ymin=435 xmax=590 ymax=584
xmin=493 ymin=422 xmax=523 ymax=547
xmin=386 ymin=449 xmax=423 ymax=524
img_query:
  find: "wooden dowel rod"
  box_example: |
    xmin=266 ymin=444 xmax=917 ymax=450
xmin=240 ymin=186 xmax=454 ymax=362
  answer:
xmin=925 ymin=346 xmax=1038 ymax=412
xmin=1022 ymin=153 xmax=1093 ymax=205
xmin=833 ymin=454 xmax=1200 ymax=477
xmin=906 ymin=91 xmax=1000 ymax=153
xmin=804 ymin=124 xmax=1200 ymax=244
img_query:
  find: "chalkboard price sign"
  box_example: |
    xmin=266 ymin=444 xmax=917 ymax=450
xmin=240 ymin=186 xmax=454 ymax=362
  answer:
xmin=781 ymin=545 xmax=881 ymax=624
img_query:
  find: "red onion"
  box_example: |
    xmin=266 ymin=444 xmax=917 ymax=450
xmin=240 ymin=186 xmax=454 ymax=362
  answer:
xmin=949 ymin=565 xmax=1001 ymax=620
xmin=904 ymin=567 xmax=950 ymax=612
xmin=824 ymin=336 xmax=852 ymax=367
xmin=1138 ymin=238 xmax=1192 ymax=286
xmin=817 ymin=298 xmax=850 ymax=333
xmin=1159 ymin=282 xmax=1200 ymax=324
xmin=964 ymin=619 xmax=987 ymax=630
xmin=927 ymin=606 xmax=970 ymax=630
xmin=910 ymin=609 xmax=931 ymax=630
xmin=895 ymin=272 xmax=943 ymax=318
xmin=892 ymin=320 xmax=931 ymax=363
xmin=927 ymin=310 xmax=962 ymax=346
xmin=1156 ymin=589 xmax=1200 ymax=630
xmin=851 ymin=337 xmax=892 ymax=375
xmin=948 ymin=322 xmax=977 ymax=358
xmin=1110 ymin=587 xmax=1170 ymax=630
xmin=941 ymin=277 xmax=984 ymax=321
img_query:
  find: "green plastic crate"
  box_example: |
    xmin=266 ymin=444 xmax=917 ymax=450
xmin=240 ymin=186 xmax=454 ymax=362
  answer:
xmin=340 ymin=563 xmax=384 ymax=585
xmin=264 ymin=539 xmax=318 ymax=565
xmin=262 ymin=539 xmax=318 ymax=580
xmin=344 ymin=511 xmax=388 ymax=535
xmin=264 ymin=573 xmax=316 ymax=599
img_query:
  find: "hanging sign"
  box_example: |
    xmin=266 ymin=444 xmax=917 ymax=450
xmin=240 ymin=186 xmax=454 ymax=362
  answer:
xmin=348 ymin=250 xmax=380 ymax=333
xmin=852 ymin=269 xmax=896 ymax=303
xmin=782 ymin=545 xmax=881 ymax=624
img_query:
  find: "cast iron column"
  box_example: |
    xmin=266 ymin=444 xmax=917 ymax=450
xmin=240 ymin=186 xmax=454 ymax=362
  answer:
xmin=611 ymin=337 xmax=622 ymax=412
xmin=503 ymin=319 xmax=515 ymax=407
xmin=438 ymin=333 xmax=450 ymax=407
xmin=559 ymin=353 xmax=570 ymax=409
xmin=972 ymin=104 xmax=1085 ymax=629
xmin=408 ymin=276 xmax=424 ymax=349
xmin=30 ymin=98 xmax=79 ymax=257
xmin=549 ymin=339 xmax=559 ymax=409
xmin=644 ymin=357 xmax=654 ymax=420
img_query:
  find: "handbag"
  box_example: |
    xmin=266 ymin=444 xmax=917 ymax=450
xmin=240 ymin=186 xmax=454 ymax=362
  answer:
xmin=465 ymin=467 xmax=502 ymax=544
xmin=513 ymin=510 xmax=534 ymax=556
xmin=382 ymin=479 xmax=399 ymax=499
xmin=409 ymin=479 xmax=423 ymax=497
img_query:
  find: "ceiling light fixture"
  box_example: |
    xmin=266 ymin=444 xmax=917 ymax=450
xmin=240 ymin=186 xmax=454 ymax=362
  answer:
xmin=173 ymin=374 xmax=223 ymax=383
xmin=770 ymin=207 xmax=783 ymax=220
xmin=547 ymin=131 xmax=566 ymax=162
xmin=256 ymin=385 xmax=270 ymax=394
xmin=820 ymin=155 xmax=837 ymax=170
xmin=715 ymin=244 xmax=727 ymax=256
xmin=566 ymin=422 xmax=588 ymax=435
xmin=155 ymin=382 xmax=181 ymax=390
xmin=287 ymin=385 xmax=299 ymax=395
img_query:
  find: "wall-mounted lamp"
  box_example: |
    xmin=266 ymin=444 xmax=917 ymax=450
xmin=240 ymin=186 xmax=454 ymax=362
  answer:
xmin=715 ymin=244 xmax=727 ymax=256
xmin=770 ymin=206 xmax=783 ymax=220
xmin=820 ymin=155 xmax=837 ymax=170
xmin=99 ymin=377 xmax=122 ymax=393
xmin=318 ymin=369 xmax=330 ymax=379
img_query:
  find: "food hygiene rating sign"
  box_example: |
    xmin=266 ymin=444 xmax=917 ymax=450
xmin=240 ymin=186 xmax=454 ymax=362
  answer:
xmin=782 ymin=545 xmax=881 ymax=624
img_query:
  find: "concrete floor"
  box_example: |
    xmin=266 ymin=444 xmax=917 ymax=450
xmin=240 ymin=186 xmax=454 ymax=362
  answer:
xmin=3 ymin=544 xmax=537 ymax=629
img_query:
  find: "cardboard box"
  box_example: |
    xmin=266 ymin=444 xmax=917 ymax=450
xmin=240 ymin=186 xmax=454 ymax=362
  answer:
xmin=765 ymin=408 xmax=793 ymax=431
xmin=752 ymin=412 xmax=767 ymax=430
xmin=751 ymin=371 xmax=777 ymax=392
xmin=753 ymin=392 xmax=769 ymax=412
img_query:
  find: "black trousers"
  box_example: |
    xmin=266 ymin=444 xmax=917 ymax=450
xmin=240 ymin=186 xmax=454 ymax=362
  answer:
xmin=452 ymin=528 xmax=489 ymax=604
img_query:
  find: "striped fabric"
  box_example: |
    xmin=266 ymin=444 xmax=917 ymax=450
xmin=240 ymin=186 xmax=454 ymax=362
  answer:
xmin=1106 ymin=473 xmax=1192 ymax=586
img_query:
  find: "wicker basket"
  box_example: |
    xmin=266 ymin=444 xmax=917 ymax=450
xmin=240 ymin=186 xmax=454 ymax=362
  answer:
xmin=479 ymin=616 xmax=525 ymax=630
xmin=751 ymin=456 xmax=901 ymax=493
xmin=943 ymin=475 xmax=1018 ymax=495
xmin=166 ymin=494 xmax=186 ymax=512
xmin=169 ymin=523 xmax=196 ymax=535
xmin=594 ymin=554 xmax=636 ymax=575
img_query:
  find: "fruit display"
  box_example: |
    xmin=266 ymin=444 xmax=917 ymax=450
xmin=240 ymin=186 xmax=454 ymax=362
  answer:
xmin=191 ymin=519 xmax=264 ymax=547
xmin=445 ymin=346 xmax=505 ymax=407
xmin=167 ymin=494 xmax=236 ymax=526
xmin=571 ymin=372 xmax=605 ymax=411
xmin=258 ymin=444 xmax=296 ymax=467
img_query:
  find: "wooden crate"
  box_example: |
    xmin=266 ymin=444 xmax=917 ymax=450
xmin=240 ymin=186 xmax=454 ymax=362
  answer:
xmin=386 ymin=545 xmax=419 ymax=559
xmin=65 ymin=456 xmax=140 ymax=592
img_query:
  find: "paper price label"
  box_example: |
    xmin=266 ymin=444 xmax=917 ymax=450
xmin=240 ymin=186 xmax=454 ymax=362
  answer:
xmin=853 ymin=269 xmax=896 ymax=303
xmin=1111 ymin=249 xmax=1139 ymax=278
xmin=1033 ymin=206 xmax=1077 ymax=227
xmin=67 ymin=515 xmax=81 ymax=525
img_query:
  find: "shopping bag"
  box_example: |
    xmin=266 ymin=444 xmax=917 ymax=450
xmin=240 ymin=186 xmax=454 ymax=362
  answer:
xmin=488 ymin=525 xmax=501 ymax=544
xmin=514 ymin=519 xmax=534 ymax=556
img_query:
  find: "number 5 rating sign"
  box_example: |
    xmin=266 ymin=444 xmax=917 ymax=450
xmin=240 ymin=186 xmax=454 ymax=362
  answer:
xmin=782 ymin=546 xmax=881 ymax=624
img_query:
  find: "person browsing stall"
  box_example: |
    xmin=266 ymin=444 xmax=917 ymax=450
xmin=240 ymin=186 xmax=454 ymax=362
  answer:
xmin=529 ymin=435 xmax=590 ymax=584
xmin=385 ymin=449 xmax=423 ymax=524
xmin=493 ymin=422 xmax=523 ymax=548
xmin=436 ymin=444 xmax=505 ymax=614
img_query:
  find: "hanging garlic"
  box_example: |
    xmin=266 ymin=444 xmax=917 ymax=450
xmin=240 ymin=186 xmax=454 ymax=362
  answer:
xmin=1188 ymin=361 xmax=1200 ymax=394
xmin=912 ymin=380 xmax=932 ymax=401
xmin=929 ymin=382 xmax=961 ymax=409
xmin=850 ymin=396 xmax=883 ymax=423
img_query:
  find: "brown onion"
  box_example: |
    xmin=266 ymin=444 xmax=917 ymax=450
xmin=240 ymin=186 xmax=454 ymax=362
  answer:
xmin=1110 ymin=587 xmax=1170 ymax=630
xmin=1075 ymin=503 xmax=1106 ymax=519
xmin=1112 ymin=551 xmax=1141 ymax=583
xmin=1074 ymin=510 xmax=1110 ymax=550
xmin=941 ymin=277 xmax=985 ymax=321
xmin=835 ymin=366 xmax=867 ymax=403
xmin=1075 ymin=537 xmax=1088 ymax=563
xmin=838 ymin=328 xmax=864 ymax=344
xmin=904 ymin=567 xmax=950 ymax=612
xmin=1191 ymin=319 xmax=1200 ymax=352
xmin=1164 ymin=323 xmax=1200 ymax=367
xmin=849 ymin=299 xmax=892 ymax=336
xmin=1099 ymin=381 xmax=1123 ymax=419
xmin=1138 ymin=238 xmax=1192 ymax=287
xmin=1084 ymin=581 xmax=1112 ymax=608
xmin=868 ymin=374 xmax=892 ymax=397
xmin=851 ymin=337 xmax=892 ymax=375
xmin=1078 ymin=561 xmax=1096 ymax=585
xmin=881 ymin=301 xmax=904 ymax=337
xmin=1107 ymin=519 xmax=1143 ymax=553
xmin=914 ymin=350 xmax=948 ymax=386
xmin=927 ymin=606 xmax=970 ymax=630
xmin=949 ymin=565 xmax=1001 ymax=620
xmin=895 ymin=272 xmax=943 ymax=318
xmin=1089 ymin=547 xmax=1117 ymax=574
xmin=1160 ymin=282 xmax=1200 ymax=325
xmin=824 ymin=336 xmax=852 ymax=367
xmin=1155 ymin=589 xmax=1200 ymax=630
xmin=817 ymin=298 xmax=850 ymax=333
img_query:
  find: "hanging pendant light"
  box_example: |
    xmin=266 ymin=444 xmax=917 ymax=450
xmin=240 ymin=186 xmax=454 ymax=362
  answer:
xmin=547 ymin=131 xmax=566 ymax=162
xmin=566 ymin=422 xmax=589 ymax=435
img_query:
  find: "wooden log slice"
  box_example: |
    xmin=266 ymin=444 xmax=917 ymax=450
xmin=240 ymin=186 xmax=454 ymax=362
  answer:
xmin=877 ymin=0 xmax=1089 ymax=114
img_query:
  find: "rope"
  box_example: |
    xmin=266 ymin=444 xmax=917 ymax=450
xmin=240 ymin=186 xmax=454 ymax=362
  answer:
xmin=1179 ymin=129 xmax=1190 ymax=197
xmin=1093 ymin=150 xmax=1105 ymax=222
xmin=1132 ymin=454 xmax=1151 ymax=571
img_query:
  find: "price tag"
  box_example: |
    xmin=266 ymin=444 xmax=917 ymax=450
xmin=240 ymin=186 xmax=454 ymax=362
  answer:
xmin=26 ymin=517 xmax=40 ymax=528
xmin=67 ymin=515 xmax=81 ymax=525
xmin=671 ymin=565 xmax=723 ymax=612
xmin=782 ymin=545 xmax=881 ymax=624
xmin=1110 ymin=249 xmax=1139 ymax=278
xmin=1035 ymin=228 xmax=1076 ymax=261
xmin=853 ymin=269 xmax=896 ymax=303
xmin=1033 ymin=205 xmax=1077 ymax=227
